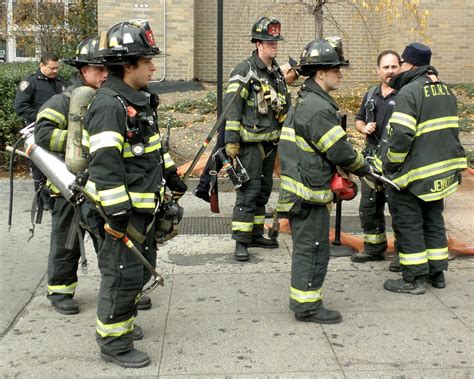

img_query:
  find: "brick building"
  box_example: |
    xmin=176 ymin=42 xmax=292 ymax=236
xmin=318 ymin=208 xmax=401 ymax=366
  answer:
xmin=98 ymin=0 xmax=473 ymax=84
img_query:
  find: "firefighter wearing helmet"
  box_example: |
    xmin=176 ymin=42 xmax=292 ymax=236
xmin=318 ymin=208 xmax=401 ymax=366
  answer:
xmin=34 ymin=35 xmax=108 ymax=316
xmin=84 ymin=20 xmax=186 ymax=368
xmin=224 ymin=16 xmax=291 ymax=262
xmin=277 ymin=37 xmax=372 ymax=324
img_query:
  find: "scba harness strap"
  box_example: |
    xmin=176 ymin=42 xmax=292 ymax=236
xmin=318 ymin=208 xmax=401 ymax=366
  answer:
xmin=98 ymin=87 xmax=155 ymax=157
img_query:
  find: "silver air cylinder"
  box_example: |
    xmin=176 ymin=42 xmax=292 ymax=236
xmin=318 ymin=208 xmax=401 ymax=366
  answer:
xmin=25 ymin=134 xmax=77 ymax=202
xmin=65 ymin=86 xmax=96 ymax=173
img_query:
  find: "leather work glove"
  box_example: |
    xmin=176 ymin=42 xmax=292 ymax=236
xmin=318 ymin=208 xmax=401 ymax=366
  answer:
xmin=225 ymin=143 xmax=240 ymax=159
xmin=104 ymin=211 xmax=131 ymax=239
xmin=166 ymin=171 xmax=188 ymax=195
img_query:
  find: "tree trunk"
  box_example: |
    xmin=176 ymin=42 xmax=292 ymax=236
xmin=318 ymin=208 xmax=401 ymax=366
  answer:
xmin=314 ymin=6 xmax=324 ymax=39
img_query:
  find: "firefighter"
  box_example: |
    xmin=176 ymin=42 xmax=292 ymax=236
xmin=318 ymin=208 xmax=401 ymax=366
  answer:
xmin=277 ymin=38 xmax=372 ymax=324
xmin=225 ymin=16 xmax=291 ymax=261
xmin=34 ymin=36 xmax=108 ymax=315
xmin=351 ymin=51 xmax=401 ymax=267
xmin=85 ymin=20 xmax=186 ymax=368
xmin=14 ymin=52 xmax=67 ymax=197
xmin=381 ymin=43 xmax=467 ymax=294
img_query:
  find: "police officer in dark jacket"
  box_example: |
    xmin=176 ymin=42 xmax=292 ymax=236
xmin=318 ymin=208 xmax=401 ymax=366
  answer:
xmin=380 ymin=43 xmax=467 ymax=294
xmin=14 ymin=51 xmax=67 ymax=193
xmin=351 ymin=51 xmax=400 ymax=266
xmin=277 ymin=38 xmax=372 ymax=324
xmin=85 ymin=20 xmax=186 ymax=368
xmin=225 ymin=17 xmax=291 ymax=261
xmin=34 ymin=37 xmax=108 ymax=315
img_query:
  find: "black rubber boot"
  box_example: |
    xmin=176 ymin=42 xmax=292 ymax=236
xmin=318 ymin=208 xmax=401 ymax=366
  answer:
xmin=389 ymin=254 xmax=401 ymax=272
xmin=234 ymin=242 xmax=249 ymax=261
xmin=295 ymin=304 xmax=343 ymax=324
xmin=248 ymin=235 xmax=279 ymax=249
xmin=351 ymin=251 xmax=385 ymax=263
xmin=132 ymin=325 xmax=143 ymax=341
xmin=100 ymin=348 xmax=151 ymax=368
xmin=383 ymin=277 xmax=426 ymax=295
xmin=137 ymin=296 xmax=152 ymax=310
xmin=50 ymin=297 xmax=79 ymax=315
xmin=428 ymin=272 xmax=446 ymax=289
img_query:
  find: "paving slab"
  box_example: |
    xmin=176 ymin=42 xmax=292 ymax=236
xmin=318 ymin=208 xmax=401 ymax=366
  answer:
xmin=160 ymin=312 xmax=341 ymax=376
xmin=325 ymin=309 xmax=474 ymax=372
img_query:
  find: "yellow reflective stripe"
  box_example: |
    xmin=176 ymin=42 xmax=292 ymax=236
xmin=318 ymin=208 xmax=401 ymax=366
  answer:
xmin=290 ymin=286 xmax=322 ymax=303
xmin=279 ymin=126 xmax=296 ymax=142
xmin=129 ymin=192 xmax=156 ymax=209
xmin=390 ymin=112 xmax=416 ymax=132
xmin=316 ymin=125 xmax=345 ymax=153
xmin=163 ymin=152 xmax=175 ymax=169
xmin=123 ymin=134 xmax=161 ymax=158
xmin=90 ymin=131 xmax=124 ymax=154
xmin=96 ymin=316 xmax=134 ymax=338
xmin=239 ymin=127 xmax=281 ymax=142
xmin=295 ymin=135 xmax=315 ymax=152
xmin=98 ymin=185 xmax=129 ymax=207
xmin=37 ymin=108 xmax=67 ymax=129
xmin=46 ymin=180 xmax=60 ymax=194
xmin=225 ymin=120 xmax=241 ymax=132
xmin=84 ymin=180 xmax=100 ymax=202
xmin=364 ymin=233 xmax=387 ymax=244
xmin=399 ymin=251 xmax=428 ymax=266
xmin=82 ymin=129 xmax=90 ymax=149
xmin=344 ymin=151 xmax=365 ymax=172
xmin=418 ymin=181 xmax=458 ymax=201
xmin=416 ymin=116 xmax=459 ymax=137
xmin=393 ymin=158 xmax=467 ymax=188
xmin=373 ymin=155 xmax=383 ymax=173
xmin=225 ymin=83 xmax=248 ymax=99
xmin=253 ymin=215 xmax=265 ymax=225
xmin=50 ymin=128 xmax=68 ymax=152
xmin=426 ymin=247 xmax=449 ymax=261
xmin=427 ymin=247 xmax=449 ymax=260
xmin=387 ymin=148 xmax=408 ymax=163
xmin=280 ymin=175 xmax=333 ymax=204
xmin=47 ymin=282 xmax=78 ymax=295
xmin=232 ymin=221 xmax=253 ymax=232
xmin=276 ymin=201 xmax=294 ymax=213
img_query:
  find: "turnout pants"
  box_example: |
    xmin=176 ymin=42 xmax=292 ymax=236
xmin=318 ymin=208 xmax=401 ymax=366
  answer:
xmin=231 ymin=142 xmax=277 ymax=243
xmin=47 ymin=197 xmax=99 ymax=301
xmin=358 ymin=179 xmax=388 ymax=255
xmin=289 ymin=201 xmax=330 ymax=315
xmin=386 ymin=188 xmax=448 ymax=282
xmin=96 ymin=212 xmax=157 ymax=355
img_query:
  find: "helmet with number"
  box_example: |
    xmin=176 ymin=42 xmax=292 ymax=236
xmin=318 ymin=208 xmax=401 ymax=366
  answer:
xmin=98 ymin=19 xmax=160 ymax=65
xmin=298 ymin=37 xmax=349 ymax=76
xmin=64 ymin=36 xmax=103 ymax=68
xmin=250 ymin=17 xmax=284 ymax=43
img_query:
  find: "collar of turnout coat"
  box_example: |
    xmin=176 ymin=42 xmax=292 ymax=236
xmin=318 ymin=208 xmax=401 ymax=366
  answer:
xmin=299 ymin=78 xmax=339 ymax=111
xmin=101 ymin=75 xmax=150 ymax=106
xmin=389 ymin=65 xmax=439 ymax=91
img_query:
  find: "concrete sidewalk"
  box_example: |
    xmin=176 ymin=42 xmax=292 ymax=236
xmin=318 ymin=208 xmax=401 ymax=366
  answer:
xmin=1 ymin=178 xmax=473 ymax=378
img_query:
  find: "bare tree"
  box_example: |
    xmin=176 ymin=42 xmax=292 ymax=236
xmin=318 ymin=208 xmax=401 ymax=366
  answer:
xmin=254 ymin=0 xmax=428 ymax=44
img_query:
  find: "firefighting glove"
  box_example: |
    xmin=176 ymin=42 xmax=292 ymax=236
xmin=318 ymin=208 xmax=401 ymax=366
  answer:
xmin=225 ymin=143 xmax=240 ymax=159
xmin=105 ymin=211 xmax=131 ymax=239
xmin=166 ymin=171 xmax=188 ymax=201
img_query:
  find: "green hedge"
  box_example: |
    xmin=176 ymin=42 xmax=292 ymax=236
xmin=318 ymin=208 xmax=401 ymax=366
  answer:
xmin=0 ymin=62 xmax=76 ymax=165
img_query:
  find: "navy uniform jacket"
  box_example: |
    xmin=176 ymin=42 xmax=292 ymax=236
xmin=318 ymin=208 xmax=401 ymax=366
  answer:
xmin=14 ymin=69 xmax=67 ymax=123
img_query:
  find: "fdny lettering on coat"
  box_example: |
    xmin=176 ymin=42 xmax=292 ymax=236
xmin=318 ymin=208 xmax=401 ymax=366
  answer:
xmin=423 ymin=83 xmax=450 ymax=98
